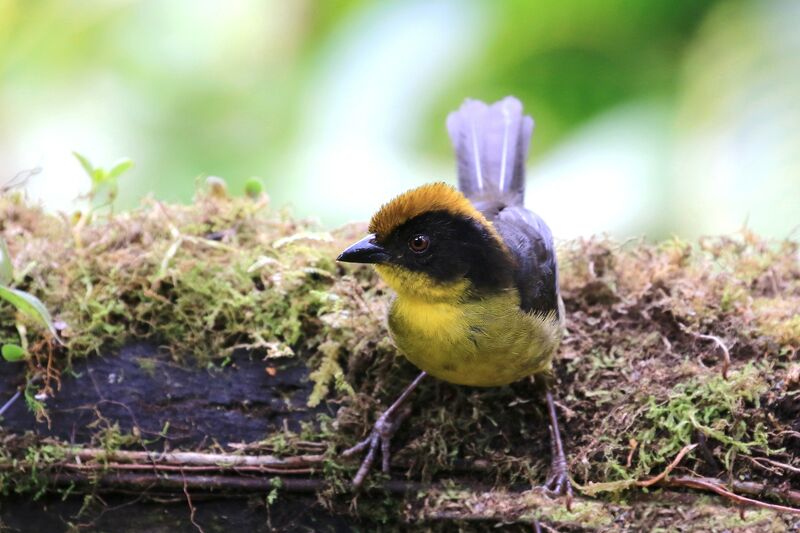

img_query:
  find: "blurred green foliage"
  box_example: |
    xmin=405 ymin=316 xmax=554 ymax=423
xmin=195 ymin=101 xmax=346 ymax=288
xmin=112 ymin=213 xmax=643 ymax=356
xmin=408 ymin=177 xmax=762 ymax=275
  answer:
xmin=1 ymin=0 xmax=798 ymax=238
xmin=425 ymin=0 xmax=716 ymax=155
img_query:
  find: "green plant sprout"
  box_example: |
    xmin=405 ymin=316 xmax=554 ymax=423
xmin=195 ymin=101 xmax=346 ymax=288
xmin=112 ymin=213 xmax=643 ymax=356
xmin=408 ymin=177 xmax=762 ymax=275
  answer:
xmin=0 ymin=237 xmax=62 ymax=362
xmin=244 ymin=177 xmax=264 ymax=199
xmin=72 ymin=152 xmax=134 ymax=211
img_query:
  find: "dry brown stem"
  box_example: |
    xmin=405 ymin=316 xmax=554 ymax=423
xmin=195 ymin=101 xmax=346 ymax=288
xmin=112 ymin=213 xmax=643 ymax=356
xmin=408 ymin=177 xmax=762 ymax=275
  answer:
xmin=663 ymin=476 xmax=800 ymax=515
xmin=69 ymin=448 xmax=324 ymax=469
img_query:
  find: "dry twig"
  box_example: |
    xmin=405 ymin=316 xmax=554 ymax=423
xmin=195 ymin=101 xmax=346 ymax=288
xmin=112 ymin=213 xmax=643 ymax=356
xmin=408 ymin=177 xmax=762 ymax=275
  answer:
xmin=637 ymin=444 xmax=697 ymax=487
xmin=663 ymin=476 xmax=800 ymax=515
xmin=745 ymin=456 xmax=800 ymax=476
xmin=68 ymin=448 xmax=324 ymax=469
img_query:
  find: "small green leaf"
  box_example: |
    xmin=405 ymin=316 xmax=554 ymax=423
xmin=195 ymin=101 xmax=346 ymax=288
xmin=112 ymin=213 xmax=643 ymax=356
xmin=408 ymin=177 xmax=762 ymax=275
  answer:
xmin=72 ymin=151 xmax=95 ymax=177
xmin=91 ymin=168 xmax=108 ymax=185
xmin=0 ymin=286 xmax=63 ymax=345
xmin=2 ymin=344 xmax=26 ymax=362
xmin=0 ymin=238 xmax=13 ymax=285
xmin=244 ymin=177 xmax=264 ymax=199
xmin=108 ymin=158 xmax=134 ymax=179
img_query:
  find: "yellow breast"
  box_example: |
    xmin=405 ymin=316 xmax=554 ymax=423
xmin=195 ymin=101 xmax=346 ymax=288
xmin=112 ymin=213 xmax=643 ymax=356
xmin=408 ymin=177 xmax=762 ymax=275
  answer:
xmin=377 ymin=265 xmax=561 ymax=387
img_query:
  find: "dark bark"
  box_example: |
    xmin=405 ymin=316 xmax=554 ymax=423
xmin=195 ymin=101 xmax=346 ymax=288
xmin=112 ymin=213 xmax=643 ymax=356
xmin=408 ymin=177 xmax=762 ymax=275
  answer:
xmin=0 ymin=341 xmax=333 ymax=447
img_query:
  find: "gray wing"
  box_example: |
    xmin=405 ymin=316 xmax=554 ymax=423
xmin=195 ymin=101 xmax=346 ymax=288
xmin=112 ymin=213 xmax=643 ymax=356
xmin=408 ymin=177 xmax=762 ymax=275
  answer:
xmin=493 ymin=205 xmax=560 ymax=317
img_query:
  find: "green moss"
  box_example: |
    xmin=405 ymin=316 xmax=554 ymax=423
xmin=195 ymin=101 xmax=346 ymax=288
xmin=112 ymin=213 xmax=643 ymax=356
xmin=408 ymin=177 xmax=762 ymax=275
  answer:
xmin=0 ymin=192 xmax=798 ymax=528
xmin=308 ymin=340 xmax=355 ymax=407
xmin=753 ymin=297 xmax=800 ymax=347
xmin=636 ymin=364 xmax=769 ymax=473
xmin=0 ymin=192 xmax=350 ymax=372
xmin=713 ymin=507 xmax=789 ymax=532
xmin=135 ymin=356 xmax=157 ymax=375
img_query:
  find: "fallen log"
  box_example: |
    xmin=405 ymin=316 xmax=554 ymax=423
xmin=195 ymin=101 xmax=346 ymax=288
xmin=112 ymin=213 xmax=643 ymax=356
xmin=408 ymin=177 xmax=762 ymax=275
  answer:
xmin=1 ymin=195 xmax=798 ymax=531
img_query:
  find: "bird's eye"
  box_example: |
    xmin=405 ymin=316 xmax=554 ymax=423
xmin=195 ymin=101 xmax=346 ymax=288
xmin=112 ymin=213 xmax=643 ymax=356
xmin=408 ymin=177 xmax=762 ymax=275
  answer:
xmin=408 ymin=234 xmax=430 ymax=254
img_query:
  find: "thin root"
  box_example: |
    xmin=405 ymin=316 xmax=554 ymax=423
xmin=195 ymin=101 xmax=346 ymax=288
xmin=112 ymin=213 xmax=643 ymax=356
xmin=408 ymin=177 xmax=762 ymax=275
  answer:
xmin=680 ymin=324 xmax=731 ymax=379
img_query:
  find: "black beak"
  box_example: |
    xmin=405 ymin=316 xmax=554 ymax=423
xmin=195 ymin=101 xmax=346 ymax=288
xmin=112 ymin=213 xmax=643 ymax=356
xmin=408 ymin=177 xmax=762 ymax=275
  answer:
xmin=337 ymin=234 xmax=390 ymax=264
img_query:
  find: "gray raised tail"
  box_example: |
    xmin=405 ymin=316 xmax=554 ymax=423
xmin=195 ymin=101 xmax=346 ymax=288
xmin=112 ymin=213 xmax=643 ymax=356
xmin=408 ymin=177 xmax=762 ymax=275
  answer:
xmin=446 ymin=96 xmax=534 ymax=207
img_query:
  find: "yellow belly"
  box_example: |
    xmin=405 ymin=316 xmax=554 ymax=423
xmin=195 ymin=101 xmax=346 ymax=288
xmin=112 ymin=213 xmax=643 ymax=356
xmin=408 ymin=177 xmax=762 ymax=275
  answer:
xmin=387 ymin=290 xmax=561 ymax=387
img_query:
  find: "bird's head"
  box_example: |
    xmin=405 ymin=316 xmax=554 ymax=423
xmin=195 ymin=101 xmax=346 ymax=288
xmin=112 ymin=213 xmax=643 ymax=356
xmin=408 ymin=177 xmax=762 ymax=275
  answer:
xmin=337 ymin=183 xmax=514 ymax=301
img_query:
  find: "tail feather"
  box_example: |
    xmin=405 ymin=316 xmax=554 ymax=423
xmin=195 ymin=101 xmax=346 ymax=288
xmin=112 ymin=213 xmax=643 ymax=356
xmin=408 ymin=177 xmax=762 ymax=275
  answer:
xmin=446 ymin=96 xmax=534 ymax=206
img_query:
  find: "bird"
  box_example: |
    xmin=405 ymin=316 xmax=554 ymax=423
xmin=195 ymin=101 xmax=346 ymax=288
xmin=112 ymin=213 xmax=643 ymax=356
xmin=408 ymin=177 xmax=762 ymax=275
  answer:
xmin=337 ymin=96 xmax=571 ymax=503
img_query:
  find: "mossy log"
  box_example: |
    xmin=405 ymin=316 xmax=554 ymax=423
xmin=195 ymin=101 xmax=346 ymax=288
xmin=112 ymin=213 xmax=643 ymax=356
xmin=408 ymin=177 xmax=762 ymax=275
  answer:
xmin=0 ymin=191 xmax=798 ymax=531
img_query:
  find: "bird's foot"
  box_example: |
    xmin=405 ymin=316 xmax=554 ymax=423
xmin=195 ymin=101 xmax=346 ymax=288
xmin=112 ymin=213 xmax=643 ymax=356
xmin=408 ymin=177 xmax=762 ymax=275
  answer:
xmin=341 ymin=371 xmax=426 ymax=489
xmin=341 ymin=406 xmax=411 ymax=489
xmin=541 ymin=452 xmax=573 ymax=509
xmin=539 ymin=391 xmax=574 ymax=510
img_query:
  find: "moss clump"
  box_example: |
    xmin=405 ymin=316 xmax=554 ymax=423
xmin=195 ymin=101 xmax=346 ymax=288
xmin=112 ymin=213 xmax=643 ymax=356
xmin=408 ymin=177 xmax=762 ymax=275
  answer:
xmin=636 ymin=364 xmax=769 ymax=472
xmin=0 ymin=190 xmax=358 ymax=378
xmin=1 ymin=189 xmax=799 ymax=528
xmin=559 ymin=236 xmax=797 ymax=492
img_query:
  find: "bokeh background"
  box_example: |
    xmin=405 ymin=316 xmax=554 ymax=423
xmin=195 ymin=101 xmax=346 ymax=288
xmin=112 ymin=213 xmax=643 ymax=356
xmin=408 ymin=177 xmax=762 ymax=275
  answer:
xmin=1 ymin=0 xmax=798 ymax=240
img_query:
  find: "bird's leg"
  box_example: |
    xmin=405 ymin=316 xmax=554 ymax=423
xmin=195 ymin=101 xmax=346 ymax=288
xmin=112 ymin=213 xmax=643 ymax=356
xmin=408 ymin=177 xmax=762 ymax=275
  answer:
xmin=542 ymin=390 xmax=573 ymax=509
xmin=342 ymin=371 xmax=427 ymax=489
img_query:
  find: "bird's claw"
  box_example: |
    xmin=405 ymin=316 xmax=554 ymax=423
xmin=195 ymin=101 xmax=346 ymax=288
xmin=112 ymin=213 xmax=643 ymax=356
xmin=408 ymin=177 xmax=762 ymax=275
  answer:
xmin=543 ymin=463 xmax=573 ymax=505
xmin=341 ymin=372 xmax=426 ymax=490
xmin=539 ymin=421 xmax=574 ymax=510
xmin=342 ymin=408 xmax=408 ymax=489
